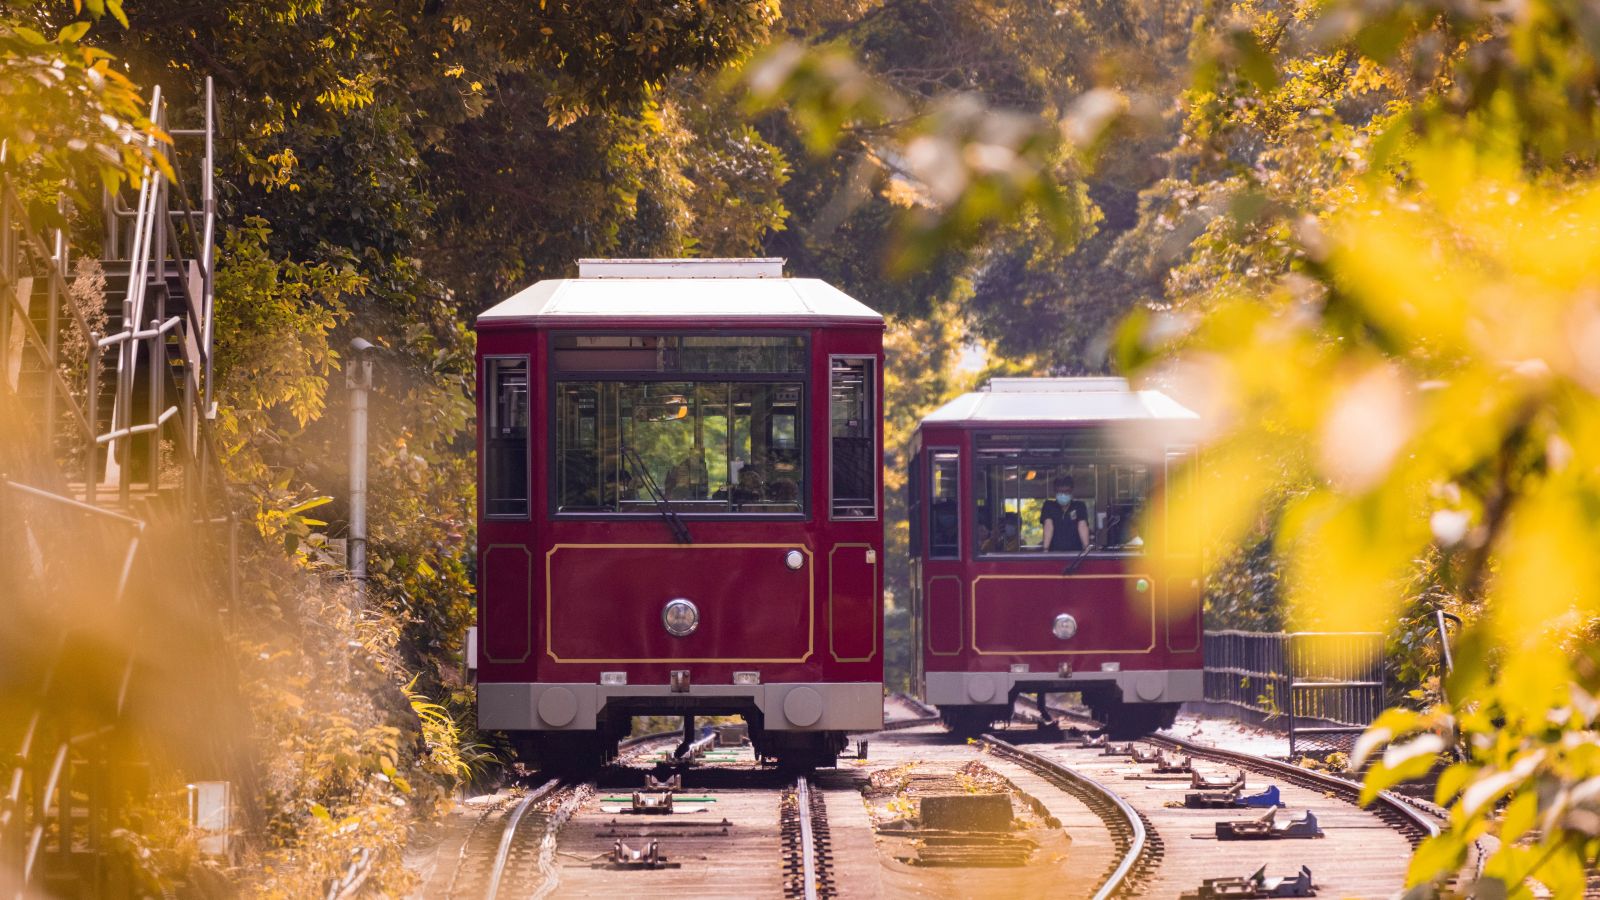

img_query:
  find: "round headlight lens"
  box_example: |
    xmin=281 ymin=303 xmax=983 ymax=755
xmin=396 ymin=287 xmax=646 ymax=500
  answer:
xmin=662 ymin=598 xmax=700 ymax=637
xmin=785 ymin=550 xmax=804 ymax=570
xmin=1052 ymin=613 xmax=1078 ymax=641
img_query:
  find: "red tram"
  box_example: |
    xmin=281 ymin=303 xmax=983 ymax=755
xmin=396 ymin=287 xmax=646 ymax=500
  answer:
xmin=473 ymin=258 xmax=885 ymax=768
xmin=907 ymin=377 xmax=1202 ymax=738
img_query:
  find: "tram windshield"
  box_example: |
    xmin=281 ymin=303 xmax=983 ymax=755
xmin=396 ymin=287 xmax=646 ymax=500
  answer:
xmin=553 ymin=334 xmax=807 ymax=515
xmin=971 ymin=430 xmax=1153 ymax=556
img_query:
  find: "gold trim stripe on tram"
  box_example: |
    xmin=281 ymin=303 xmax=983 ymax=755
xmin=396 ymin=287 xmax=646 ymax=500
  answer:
xmin=544 ymin=543 xmax=816 ymax=664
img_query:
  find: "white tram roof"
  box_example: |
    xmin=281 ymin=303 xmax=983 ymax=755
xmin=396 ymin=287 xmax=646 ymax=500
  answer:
xmin=923 ymin=377 xmax=1198 ymax=425
xmin=478 ymin=258 xmax=882 ymax=325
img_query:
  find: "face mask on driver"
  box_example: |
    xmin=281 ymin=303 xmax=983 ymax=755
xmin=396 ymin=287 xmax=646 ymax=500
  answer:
xmin=1056 ymin=492 xmax=1071 ymax=504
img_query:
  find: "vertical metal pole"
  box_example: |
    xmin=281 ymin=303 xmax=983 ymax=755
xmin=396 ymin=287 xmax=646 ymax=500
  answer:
xmin=147 ymin=321 xmax=160 ymax=491
xmin=46 ymin=217 xmax=63 ymax=453
xmin=201 ymin=77 xmax=215 ymax=418
xmin=1 ymin=186 xmax=12 ymax=395
xmin=86 ymin=333 xmax=99 ymax=505
xmin=1287 ymin=634 xmax=1298 ymax=757
xmin=347 ymin=346 xmax=373 ymax=601
xmin=117 ymin=325 xmax=131 ymax=507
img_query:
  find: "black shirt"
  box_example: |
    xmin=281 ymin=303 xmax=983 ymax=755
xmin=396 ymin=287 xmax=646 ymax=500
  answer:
xmin=1041 ymin=499 xmax=1089 ymax=552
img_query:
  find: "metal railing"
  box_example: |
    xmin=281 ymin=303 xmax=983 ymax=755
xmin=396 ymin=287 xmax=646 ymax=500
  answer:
xmin=0 ymin=78 xmax=236 ymax=898
xmin=1203 ymin=630 xmax=1386 ymax=755
xmin=1 ymin=78 xmax=219 ymax=514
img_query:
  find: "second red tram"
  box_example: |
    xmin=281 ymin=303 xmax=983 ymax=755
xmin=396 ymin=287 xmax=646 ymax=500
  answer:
xmin=907 ymin=377 xmax=1202 ymax=738
xmin=473 ymin=258 xmax=885 ymax=768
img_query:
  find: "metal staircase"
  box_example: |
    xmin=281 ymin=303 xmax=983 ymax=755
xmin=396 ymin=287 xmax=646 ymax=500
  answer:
xmin=1 ymin=78 xmax=235 ymax=897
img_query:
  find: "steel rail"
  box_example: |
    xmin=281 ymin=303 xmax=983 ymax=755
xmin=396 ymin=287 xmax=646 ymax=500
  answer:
xmin=1018 ymin=698 xmax=1482 ymax=880
xmin=474 ymin=729 xmax=678 ymax=900
xmin=980 ymin=734 xmax=1147 ymax=900
xmin=794 ymin=777 xmax=821 ymax=900
xmin=880 ymin=692 xmax=942 ymax=730
xmin=484 ymin=778 xmax=565 ymax=900
xmin=1147 ymin=732 xmax=1441 ymax=840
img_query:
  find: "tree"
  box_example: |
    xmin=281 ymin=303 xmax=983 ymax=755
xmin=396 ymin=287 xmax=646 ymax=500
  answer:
xmin=1110 ymin=0 xmax=1600 ymax=893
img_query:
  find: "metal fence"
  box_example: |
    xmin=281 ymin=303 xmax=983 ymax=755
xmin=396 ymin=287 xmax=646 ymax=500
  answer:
xmin=1203 ymin=630 xmax=1386 ymax=755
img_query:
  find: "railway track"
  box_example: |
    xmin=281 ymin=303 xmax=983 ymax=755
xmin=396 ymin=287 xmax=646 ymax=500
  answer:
xmin=780 ymin=777 xmax=836 ymax=899
xmin=434 ymin=732 xmax=673 ymax=900
xmin=994 ymin=699 xmax=1471 ymax=897
xmin=432 ymin=702 xmax=1469 ymax=899
xmin=978 ymin=734 xmax=1148 ymax=899
xmin=1147 ymin=731 xmax=1440 ymax=845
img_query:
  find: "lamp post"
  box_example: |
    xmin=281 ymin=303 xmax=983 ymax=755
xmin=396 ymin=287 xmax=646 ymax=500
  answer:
xmin=347 ymin=337 xmax=374 ymax=600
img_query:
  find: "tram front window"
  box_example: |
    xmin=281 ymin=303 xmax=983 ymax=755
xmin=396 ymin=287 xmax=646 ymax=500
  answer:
xmin=553 ymin=334 xmax=808 ymax=515
xmin=555 ymin=381 xmax=804 ymax=513
xmin=971 ymin=431 xmax=1152 ymax=556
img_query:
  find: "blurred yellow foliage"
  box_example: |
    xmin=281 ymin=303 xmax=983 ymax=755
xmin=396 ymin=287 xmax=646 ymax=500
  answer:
xmin=1133 ymin=145 xmax=1600 ymax=895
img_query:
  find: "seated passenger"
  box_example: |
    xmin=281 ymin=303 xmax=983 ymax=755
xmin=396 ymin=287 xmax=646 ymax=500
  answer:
xmin=1104 ymin=502 xmax=1142 ymax=548
xmin=769 ymin=477 xmax=799 ymax=504
xmin=980 ymin=515 xmax=1020 ymax=553
xmin=1041 ymin=476 xmax=1091 ymax=552
xmin=998 ymin=512 xmax=1021 ymax=552
xmin=664 ymin=454 xmax=708 ymax=499
xmin=731 ymin=467 xmax=766 ymax=505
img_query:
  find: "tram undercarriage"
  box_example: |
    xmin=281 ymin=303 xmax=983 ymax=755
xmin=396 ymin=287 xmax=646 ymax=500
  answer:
xmin=494 ymin=685 xmax=875 ymax=771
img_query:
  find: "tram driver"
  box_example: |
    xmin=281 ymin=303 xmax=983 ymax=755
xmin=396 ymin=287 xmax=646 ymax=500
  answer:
xmin=1040 ymin=474 xmax=1091 ymax=553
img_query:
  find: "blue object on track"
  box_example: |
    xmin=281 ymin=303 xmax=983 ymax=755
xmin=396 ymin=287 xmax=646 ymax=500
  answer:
xmin=1238 ymin=784 xmax=1285 ymax=808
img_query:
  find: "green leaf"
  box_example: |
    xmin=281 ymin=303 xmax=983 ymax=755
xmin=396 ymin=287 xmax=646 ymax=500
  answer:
xmin=1361 ymin=733 xmax=1444 ymax=804
xmin=285 ymin=495 xmax=333 ymax=515
xmin=1498 ymin=790 xmax=1538 ymax=844
xmin=1405 ymin=833 xmax=1464 ymax=888
xmin=1227 ymin=29 xmax=1279 ymax=93
xmin=1351 ymin=708 xmax=1424 ymax=769
xmin=57 ymin=21 xmax=91 ymax=43
xmin=1435 ymin=762 xmax=1477 ymax=807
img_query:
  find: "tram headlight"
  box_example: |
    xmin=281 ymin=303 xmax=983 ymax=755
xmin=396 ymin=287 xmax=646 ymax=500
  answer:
xmin=1052 ymin=613 xmax=1078 ymax=641
xmin=662 ymin=598 xmax=700 ymax=638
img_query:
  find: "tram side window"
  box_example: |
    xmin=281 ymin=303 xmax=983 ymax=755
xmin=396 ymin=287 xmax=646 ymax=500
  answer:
xmin=929 ymin=452 xmax=960 ymax=558
xmin=484 ymin=357 xmax=530 ymax=518
xmin=830 ymin=358 xmax=876 ymax=518
xmin=908 ymin=454 xmax=923 ymax=556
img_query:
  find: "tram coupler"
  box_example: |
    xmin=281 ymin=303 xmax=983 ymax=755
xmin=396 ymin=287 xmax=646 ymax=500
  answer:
xmin=645 ymin=773 xmax=682 ymax=791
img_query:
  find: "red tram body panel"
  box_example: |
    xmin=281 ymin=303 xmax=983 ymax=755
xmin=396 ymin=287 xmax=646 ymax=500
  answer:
xmin=473 ymin=258 xmax=885 ymax=764
xmin=908 ymin=377 xmax=1203 ymax=737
